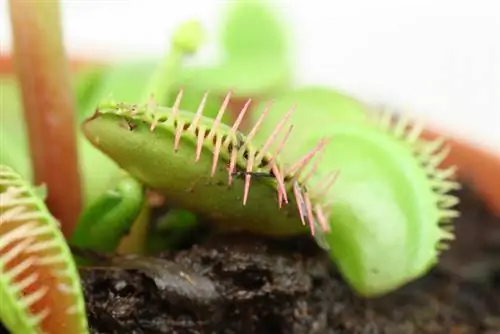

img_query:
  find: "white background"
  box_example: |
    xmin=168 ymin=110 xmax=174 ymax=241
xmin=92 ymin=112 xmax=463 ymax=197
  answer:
xmin=1 ymin=0 xmax=499 ymax=155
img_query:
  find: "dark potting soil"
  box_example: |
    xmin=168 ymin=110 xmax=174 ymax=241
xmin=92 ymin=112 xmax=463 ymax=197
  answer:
xmin=80 ymin=183 xmax=500 ymax=334
xmin=1 ymin=184 xmax=499 ymax=334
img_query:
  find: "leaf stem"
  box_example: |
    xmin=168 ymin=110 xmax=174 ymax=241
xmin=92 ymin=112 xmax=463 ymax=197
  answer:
xmin=143 ymin=20 xmax=204 ymax=105
xmin=8 ymin=0 xmax=82 ymax=237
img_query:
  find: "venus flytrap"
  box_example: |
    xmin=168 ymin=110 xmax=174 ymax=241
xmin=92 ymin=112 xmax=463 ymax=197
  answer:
xmin=75 ymin=83 xmax=465 ymax=299
xmin=78 ymin=20 xmax=207 ymax=204
xmin=251 ymin=88 xmax=461 ymax=297
xmin=76 ymin=85 xmax=462 ymax=298
xmin=0 ymin=165 xmax=88 ymax=334
xmin=115 ymin=20 xmax=208 ymax=254
xmin=81 ymin=92 xmax=336 ymax=249
xmin=70 ymin=20 xmax=209 ymax=256
xmin=71 ymin=21 xmax=326 ymax=256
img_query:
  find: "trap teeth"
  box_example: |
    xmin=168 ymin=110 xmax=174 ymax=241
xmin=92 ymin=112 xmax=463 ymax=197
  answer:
xmin=435 ymin=166 xmax=457 ymax=180
xmin=171 ymin=88 xmax=184 ymax=119
xmin=392 ymin=115 xmax=410 ymax=139
xmin=437 ymin=195 xmax=459 ymax=208
xmin=421 ymin=138 xmax=446 ymax=157
xmin=429 ymin=146 xmax=451 ymax=167
xmin=406 ymin=124 xmax=424 ymax=144
xmin=188 ymin=91 xmax=209 ymax=132
xmin=312 ymin=171 xmax=339 ymax=200
xmin=370 ymin=105 xmax=462 ymax=260
xmin=225 ymin=98 xmax=252 ymax=147
xmin=436 ymin=241 xmax=451 ymax=251
xmin=290 ymin=180 xmax=332 ymax=238
xmin=286 ymin=138 xmax=330 ymax=178
xmin=0 ymin=165 xmax=89 ymax=333
xmin=431 ymin=180 xmax=461 ymax=193
xmin=439 ymin=209 xmax=460 ymax=220
xmin=207 ymin=90 xmax=231 ymax=141
xmin=99 ymin=93 xmax=336 ymax=241
xmin=254 ymin=105 xmax=295 ymax=165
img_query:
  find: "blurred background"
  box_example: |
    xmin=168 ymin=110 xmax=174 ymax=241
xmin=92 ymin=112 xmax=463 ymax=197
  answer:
xmin=1 ymin=0 xmax=498 ymax=154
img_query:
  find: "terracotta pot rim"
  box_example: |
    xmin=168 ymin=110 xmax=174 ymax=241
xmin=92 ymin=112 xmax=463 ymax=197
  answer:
xmin=0 ymin=53 xmax=104 ymax=74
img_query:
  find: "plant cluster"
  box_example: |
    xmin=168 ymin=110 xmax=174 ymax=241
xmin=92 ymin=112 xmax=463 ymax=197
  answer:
xmin=1 ymin=1 xmax=460 ymax=333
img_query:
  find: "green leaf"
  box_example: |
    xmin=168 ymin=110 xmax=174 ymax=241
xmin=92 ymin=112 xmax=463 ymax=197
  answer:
xmin=146 ymin=208 xmax=200 ymax=253
xmin=251 ymin=86 xmax=371 ymax=156
xmin=178 ymin=57 xmax=290 ymax=98
xmin=76 ymin=62 xmax=158 ymax=203
xmin=75 ymin=65 xmax=107 ymax=115
xmin=175 ymin=0 xmax=291 ymax=98
xmin=221 ymin=0 xmax=288 ymax=60
xmin=250 ymin=86 xmax=460 ymax=297
xmin=0 ymin=76 xmax=32 ymax=180
xmin=78 ymin=62 xmax=158 ymax=118
xmin=70 ymin=174 xmax=145 ymax=254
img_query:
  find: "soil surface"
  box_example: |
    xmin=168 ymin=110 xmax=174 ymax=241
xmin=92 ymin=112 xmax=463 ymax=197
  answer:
xmin=81 ymin=184 xmax=500 ymax=334
xmin=1 ymin=184 xmax=499 ymax=334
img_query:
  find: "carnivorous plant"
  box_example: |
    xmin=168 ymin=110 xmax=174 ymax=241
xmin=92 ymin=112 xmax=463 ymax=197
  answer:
xmin=0 ymin=165 xmax=89 ymax=333
xmin=76 ymin=87 xmax=460 ymax=297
